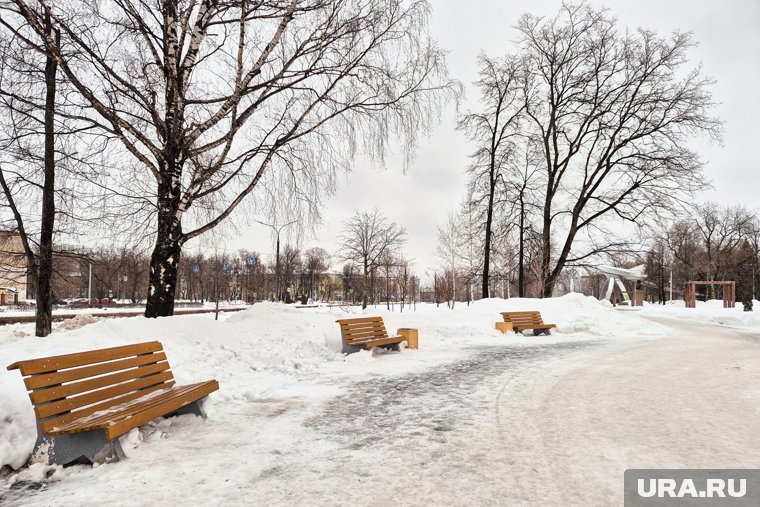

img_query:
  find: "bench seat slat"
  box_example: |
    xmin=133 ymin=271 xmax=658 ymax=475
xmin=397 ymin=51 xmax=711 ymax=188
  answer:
xmin=23 ymin=352 xmax=168 ymax=390
xmin=349 ymin=336 xmax=404 ymax=348
xmin=342 ymin=326 xmax=387 ymax=332
xmin=344 ymin=330 xmax=389 ymax=340
xmin=342 ymin=329 xmax=387 ymax=337
xmin=347 ymin=334 xmax=399 ymax=343
xmin=340 ymin=325 xmax=387 ymax=333
xmin=48 ymin=380 xmax=219 ymax=440
xmin=30 ymin=361 xmax=171 ymax=404
xmin=339 ymin=322 xmax=386 ymax=328
xmin=40 ymin=381 xmax=176 ymax=434
xmin=336 ymin=317 xmax=385 ymax=325
xmin=103 ymin=381 xmax=218 ymax=440
xmin=7 ymin=341 xmax=164 ymax=375
xmin=35 ymin=371 xmax=175 ymax=419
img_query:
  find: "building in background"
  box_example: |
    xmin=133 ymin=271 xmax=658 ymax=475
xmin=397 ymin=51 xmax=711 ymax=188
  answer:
xmin=0 ymin=230 xmax=27 ymax=302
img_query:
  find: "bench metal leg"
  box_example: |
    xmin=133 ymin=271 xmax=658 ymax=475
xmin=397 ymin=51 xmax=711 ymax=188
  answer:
xmin=32 ymin=423 xmax=125 ymax=467
xmin=169 ymin=399 xmax=207 ymax=418
xmin=532 ymin=329 xmax=552 ymax=336
xmin=342 ymin=342 xmax=365 ymax=354
xmin=341 ymin=342 xmax=401 ymax=354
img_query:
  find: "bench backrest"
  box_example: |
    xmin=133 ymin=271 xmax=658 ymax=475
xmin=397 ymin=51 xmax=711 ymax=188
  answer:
xmin=7 ymin=341 xmax=175 ymax=434
xmin=501 ymin=311 xmax=546 ymax=327
xmin=336 ymin=317 xmax=389 ymax=345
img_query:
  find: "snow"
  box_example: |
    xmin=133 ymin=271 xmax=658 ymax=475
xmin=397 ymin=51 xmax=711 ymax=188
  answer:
xmin=641 ymin=299 xmax=760 ymax=330
xmin=0 ymin=293 xmax=661 ymax=472
xmin=0 ymin=294 xmax=757 ymax=504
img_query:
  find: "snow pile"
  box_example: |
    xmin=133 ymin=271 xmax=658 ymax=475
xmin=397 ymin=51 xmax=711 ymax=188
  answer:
xmin=0 ymin=382 xmax=36 ymax=470
xmin=4 ymin=462 xmax=63 ymax=488
xmin=55 ymin=314 xmax=100 ymax=331
xmin=0 ymin=294 xmax=667 ymax=471
xmin=641 ymin=299 xmax=760 ymax=330
xmin=356 ymin=292 xmax=668 ymax=342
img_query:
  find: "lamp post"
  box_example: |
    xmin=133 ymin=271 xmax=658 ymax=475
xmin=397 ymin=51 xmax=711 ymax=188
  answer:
xmin=120 ymin=275 xmax=127 ymax=302
xmin=256 ymin=220 xmax=296 ymax=302
xmin=663 ymin=265 xmax=673 ymax=303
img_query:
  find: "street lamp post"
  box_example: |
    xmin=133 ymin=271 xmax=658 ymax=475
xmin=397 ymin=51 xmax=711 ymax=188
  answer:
xmin=256 ymin=220 xmax=296 ymax=302
xmin=663 ymin=264 xmax=674 ymax=303
xmin=121 ymin=275 xmax=128 ymax=301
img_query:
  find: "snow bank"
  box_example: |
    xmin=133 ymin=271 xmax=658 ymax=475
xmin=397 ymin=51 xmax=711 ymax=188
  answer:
xmin=641 ymin=299 xmax=760 ymax=331
xmin=0 ymin=294 xmax=667 ymax=470
xmin=0 ymin=382 xmax=36 ymax=470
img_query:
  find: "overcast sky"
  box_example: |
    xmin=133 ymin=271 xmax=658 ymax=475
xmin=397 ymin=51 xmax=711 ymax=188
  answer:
xmin=211 ymin=0 xmax=760 ymax=276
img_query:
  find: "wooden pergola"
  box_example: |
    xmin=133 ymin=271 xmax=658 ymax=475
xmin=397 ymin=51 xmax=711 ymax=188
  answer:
xmin=684 ymin=281 xmax=736 ymax=309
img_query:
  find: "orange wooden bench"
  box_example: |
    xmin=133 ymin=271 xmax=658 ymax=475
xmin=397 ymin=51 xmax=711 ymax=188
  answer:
xmin=336 ymin=317 xmax=404 ymax=354
xmin=500 ymin=311 xmax=556 ymax=335
xmin=7 ymin=341 xmax=219 ymax=466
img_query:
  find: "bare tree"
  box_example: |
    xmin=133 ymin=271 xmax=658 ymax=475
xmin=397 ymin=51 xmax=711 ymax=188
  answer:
xmin=436 ymin=211 xmax=460 ymax=307
xmin=341 ymin=262 xmax=358 ymax=305
xmin=515 ymin=2 xmax=721 ymax=296
xmin=378 ymin=249 xmax=396 ymax=310
xmin=0 ymin=5 xmax=63 ymax=335
xmin=280 ymin=244 xmax=301 ymax=302
xmin=509 ymin=145 xmax=542 ymax=297
xmin=338 ymin=209 xmax=405 ymax=309
xmin=456 ymin=193 xmax=482 ymax=304
xmin=693 ymin=202 xmax=753 ymax=296
xmin=393 ymin=255 xmax=413 ymax=312
xmin=458 ymin=54 xmax=525 ymax=298
xmin=302 ymin=247 xmax=329 ymax=300
xmin=9 ymin=0 xmax=459 ymax=317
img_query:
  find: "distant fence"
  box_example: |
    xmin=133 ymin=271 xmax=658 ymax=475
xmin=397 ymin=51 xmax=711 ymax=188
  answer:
xmin=0 ymin=306 xmax=246 ymax=326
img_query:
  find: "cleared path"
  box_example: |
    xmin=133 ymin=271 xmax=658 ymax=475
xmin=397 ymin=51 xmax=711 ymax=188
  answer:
xmin=490 ymin=317 xmax=760 ymax=506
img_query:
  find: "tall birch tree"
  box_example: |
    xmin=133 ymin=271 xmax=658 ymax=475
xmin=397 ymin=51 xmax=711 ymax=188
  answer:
xmin=8 ymin=0 xmax=458 ymax=316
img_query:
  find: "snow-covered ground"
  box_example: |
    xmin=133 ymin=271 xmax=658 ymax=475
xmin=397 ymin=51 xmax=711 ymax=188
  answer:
xmin=640 ymin=298 xmax=760 ymax=330
xmin=1 ymin=294 xmax=757 ymax=505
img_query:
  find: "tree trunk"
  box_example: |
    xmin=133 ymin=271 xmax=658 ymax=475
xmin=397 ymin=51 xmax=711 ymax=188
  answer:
xmin=35 ymin=13 xmax=58 ymax=337
xmin=540 ymin=199 xmax=553 ymax=298
xmin=146 ymin=4 xmax=184 ymax=319
xmin=145 ymin=171 xmax=183 ymax=318
xmin=518 ymin=195 xmax=525 ymax=298
xmin=362 ymin=259 xmax=369 ymax=309
xmin=482 ymin=170 xmax=496 ymax=299
xmin=542 ymin=210 xmax=582 ymax=298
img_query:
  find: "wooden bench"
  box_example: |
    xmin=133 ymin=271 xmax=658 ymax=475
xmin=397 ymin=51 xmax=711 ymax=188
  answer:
xmin=500 ymin=311 xmax=556 ymax=335
xmin=7 ymin=341 xmax=219 ymax=466
xmin=336 ymin=317 xmax=404 ymax=354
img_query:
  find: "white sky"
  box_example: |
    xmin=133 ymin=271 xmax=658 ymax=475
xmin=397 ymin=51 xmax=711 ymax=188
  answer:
xmin=212 ymin=0 xmax=760 ymax=276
